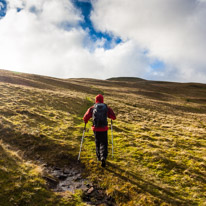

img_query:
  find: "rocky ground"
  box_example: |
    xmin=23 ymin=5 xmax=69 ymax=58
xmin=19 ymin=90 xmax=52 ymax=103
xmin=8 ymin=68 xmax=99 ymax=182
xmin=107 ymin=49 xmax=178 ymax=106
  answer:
xmin=44 ymin=164 xmax=116 ymax=206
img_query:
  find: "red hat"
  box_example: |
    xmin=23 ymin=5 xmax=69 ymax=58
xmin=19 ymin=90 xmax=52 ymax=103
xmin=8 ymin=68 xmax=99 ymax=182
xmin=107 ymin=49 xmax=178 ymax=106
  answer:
xmin=95 ymin=94 xmax=104 ymax=103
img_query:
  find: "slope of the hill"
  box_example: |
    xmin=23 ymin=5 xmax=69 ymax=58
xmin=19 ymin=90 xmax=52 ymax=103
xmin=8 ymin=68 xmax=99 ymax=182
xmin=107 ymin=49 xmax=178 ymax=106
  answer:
xmin=0 ymin=69 xmax=205 ymax=206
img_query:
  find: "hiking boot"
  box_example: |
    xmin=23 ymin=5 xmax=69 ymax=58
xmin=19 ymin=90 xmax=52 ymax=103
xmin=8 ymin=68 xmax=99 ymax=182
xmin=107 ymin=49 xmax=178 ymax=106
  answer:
xmin=101 ymin=158 xmax=106 ymax=167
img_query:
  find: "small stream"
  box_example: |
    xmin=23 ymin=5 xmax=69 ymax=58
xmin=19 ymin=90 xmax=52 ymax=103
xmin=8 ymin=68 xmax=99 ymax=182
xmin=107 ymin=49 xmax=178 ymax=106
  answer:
xmin=44 ymin=165 xmax=116 ymax=206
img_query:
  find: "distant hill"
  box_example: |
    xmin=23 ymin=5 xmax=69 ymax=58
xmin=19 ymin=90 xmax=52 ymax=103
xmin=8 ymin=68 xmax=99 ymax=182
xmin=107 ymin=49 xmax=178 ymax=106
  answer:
xmin=107 ymin=77 xmax=146 ymax=82
xmin=0 ymin=69 xmax=205 ymax=206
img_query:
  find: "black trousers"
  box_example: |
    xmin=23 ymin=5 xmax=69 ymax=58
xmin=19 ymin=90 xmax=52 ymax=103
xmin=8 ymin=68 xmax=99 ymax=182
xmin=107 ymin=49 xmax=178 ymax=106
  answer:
xmin=94 ymin=131 xmax=108 ymax=161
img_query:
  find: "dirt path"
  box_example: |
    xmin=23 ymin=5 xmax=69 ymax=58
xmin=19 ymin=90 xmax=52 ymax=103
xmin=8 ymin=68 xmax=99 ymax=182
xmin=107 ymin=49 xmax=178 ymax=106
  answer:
xmin=44 ymin=164 xmax=116 ymax=206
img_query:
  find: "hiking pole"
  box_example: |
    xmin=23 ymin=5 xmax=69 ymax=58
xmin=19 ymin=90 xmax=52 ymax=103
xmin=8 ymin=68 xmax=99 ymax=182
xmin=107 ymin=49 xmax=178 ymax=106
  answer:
xmin=78 ymin=123 xmax=86 ymax=161
xmin=111 ymin=119 xmax=114 ymax=158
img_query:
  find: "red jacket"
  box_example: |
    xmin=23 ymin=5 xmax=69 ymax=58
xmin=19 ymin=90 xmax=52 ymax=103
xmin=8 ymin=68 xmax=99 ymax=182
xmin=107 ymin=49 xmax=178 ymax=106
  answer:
xmin=83 ymin=94 xmax=116 ymax=131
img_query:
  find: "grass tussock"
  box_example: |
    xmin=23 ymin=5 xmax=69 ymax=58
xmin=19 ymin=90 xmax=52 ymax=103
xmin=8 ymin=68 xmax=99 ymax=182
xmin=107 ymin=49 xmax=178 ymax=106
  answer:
xmin=0 ymin=69 xmax=206 ymax=205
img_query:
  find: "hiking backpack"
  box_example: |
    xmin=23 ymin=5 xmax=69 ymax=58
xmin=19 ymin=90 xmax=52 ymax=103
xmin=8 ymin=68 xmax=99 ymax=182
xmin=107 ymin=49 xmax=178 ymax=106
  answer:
xmin=92 ymin=103 xmax=108 ymax=127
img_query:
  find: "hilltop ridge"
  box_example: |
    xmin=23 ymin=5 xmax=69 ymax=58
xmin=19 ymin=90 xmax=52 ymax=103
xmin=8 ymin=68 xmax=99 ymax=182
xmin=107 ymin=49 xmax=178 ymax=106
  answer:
xmin=107 ymin=77 xmax=146 ymax=82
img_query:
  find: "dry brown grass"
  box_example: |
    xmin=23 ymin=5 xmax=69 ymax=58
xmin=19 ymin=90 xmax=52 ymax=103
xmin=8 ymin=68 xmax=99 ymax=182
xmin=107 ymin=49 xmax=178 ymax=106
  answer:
xmin=0 ymin=69 xmax=206 ymax=206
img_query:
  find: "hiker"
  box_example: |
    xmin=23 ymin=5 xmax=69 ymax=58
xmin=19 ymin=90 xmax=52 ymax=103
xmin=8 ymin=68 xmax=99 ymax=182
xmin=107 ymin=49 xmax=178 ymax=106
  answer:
xmin=83 ymin=94 xmax=116 ymax=167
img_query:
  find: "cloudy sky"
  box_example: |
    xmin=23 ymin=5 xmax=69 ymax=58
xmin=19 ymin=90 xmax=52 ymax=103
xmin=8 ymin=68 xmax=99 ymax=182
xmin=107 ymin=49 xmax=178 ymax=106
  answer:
xmin=0 ymin=0 xmax=206 ymax=83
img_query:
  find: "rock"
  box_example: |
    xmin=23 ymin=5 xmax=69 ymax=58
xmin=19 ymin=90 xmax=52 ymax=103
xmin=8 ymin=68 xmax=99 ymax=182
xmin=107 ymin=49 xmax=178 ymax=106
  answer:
xmin=63 ymin=168 xmax=71 ymax=174
xmin=76 ymin=184 xmax=82 ymax=189
xmin=54 ymin=167 xmax=61 ymax=170
xmin=86 ymin=183 xmax=92 ymax=188
xmin=80 ymin=184 xmax=88 ymax=191
xmin=73 ymin=176 xmax=81 ymax=181
xmin=97 ymin=203 xmax=107 ymax=206
xmin=97 ymin=195 xmax=104 ymax=200
xmin=58 ymin=175 xmax=67 ymax=180
xmin=72 ymin=171 xmax=78 ymax=175
xmin=87 ymin=187 xmax=94 ymax=194
xmin=43 ymin=176 xmax=58 ymax=189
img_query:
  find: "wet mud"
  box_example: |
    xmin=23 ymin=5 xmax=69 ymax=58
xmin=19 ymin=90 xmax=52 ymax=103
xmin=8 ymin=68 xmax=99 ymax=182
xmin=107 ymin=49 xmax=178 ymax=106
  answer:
xmin=44 ymin=165 xmax=116 ymax=206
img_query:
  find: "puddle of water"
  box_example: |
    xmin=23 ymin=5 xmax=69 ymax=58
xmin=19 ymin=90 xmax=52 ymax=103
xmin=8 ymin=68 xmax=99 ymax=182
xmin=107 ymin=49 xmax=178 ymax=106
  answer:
xmin=45 ymin=166 xmax=89 ymax=192
xmin=44 ymin=165 xmax=116 ymax=205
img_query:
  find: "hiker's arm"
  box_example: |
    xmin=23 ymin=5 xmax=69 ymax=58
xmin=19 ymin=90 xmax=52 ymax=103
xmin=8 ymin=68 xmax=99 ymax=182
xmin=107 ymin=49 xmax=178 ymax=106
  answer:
xmin=83 ymin=107 xmax=93 ymax=123
xmin=108 ymin=107 xmax=116 ymax=120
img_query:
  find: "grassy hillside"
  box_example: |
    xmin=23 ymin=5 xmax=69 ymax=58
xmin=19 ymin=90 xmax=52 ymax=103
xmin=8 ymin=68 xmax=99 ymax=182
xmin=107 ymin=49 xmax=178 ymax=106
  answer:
xmin=0 ymin=69 xmax=205 ymax=206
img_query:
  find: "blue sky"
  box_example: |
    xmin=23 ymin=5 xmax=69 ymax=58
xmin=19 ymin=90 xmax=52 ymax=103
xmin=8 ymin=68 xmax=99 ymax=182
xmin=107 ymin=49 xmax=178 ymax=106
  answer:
xmin=72 ymin=0 xmax=122 ymax=49
xmin=0 ymin=0 xmax=206 ymax=82
xmin=0 ymin=0 xmax=6 ymax=17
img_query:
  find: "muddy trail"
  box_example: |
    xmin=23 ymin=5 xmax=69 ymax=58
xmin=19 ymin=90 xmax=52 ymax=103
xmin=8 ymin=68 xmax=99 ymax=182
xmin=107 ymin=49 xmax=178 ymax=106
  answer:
xmin=43 ymin=164 xmax=116 ymax=206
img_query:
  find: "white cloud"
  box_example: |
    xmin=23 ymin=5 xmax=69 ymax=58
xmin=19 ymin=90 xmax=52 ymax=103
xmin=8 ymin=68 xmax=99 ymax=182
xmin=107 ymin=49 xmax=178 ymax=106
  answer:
xmin=40 ymin=0 xmax=82 ymax=25
xmin=6 ymin=0 xmax=82 ymax=25
xmin=0 ymin=10 xmax=85 ymax=77
xmin=6 ymin=0 xmax=23 ymax=9
xmin=0 ymin=0 xmax=85 ymax=77
xmin=0 ymin=0 xmax=150 ymax=80
xmin=1 ymin=0 xmax=206 ymax=83
xmin=93 ymin=41 xmax=149 ymax=78
xmin=91 ymin=0 xmax=206 ymax=82
xmin=64 ymin=40 xmax=150 ymax=79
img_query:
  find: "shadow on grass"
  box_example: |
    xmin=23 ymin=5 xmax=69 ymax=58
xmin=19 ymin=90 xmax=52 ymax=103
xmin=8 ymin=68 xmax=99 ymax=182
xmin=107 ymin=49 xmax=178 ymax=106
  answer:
xmin=0 ymin=143 xmax=62 ymax=206
xmin=106 ymin=162 xmax=196 ymax=206
xmin=0 ymin=125 xmax=79 ymax=167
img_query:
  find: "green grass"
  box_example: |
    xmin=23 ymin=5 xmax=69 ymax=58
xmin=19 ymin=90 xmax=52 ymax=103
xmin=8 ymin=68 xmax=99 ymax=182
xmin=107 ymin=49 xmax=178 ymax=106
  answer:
xmin=0 ymin=70 xmax=206 ymax=205
xmin=0 ymin=141 xmax=87 ymax=206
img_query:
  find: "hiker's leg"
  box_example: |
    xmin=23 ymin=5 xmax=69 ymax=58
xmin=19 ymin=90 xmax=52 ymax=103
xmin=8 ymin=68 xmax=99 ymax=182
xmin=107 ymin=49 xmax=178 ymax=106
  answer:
xmin=99 ymin=131 xmax=108 ymax=160
xmin=94 ymin=131 xmax=101 ymax=161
